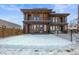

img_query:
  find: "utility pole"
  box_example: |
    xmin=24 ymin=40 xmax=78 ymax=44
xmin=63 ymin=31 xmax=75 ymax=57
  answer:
xmin=78 ymin=5 xmax=79 ymax=24
xmin=77 ymin=5 xmax=79 ymax=31
xmin=70 ymin=29 xmax=73 ymax=42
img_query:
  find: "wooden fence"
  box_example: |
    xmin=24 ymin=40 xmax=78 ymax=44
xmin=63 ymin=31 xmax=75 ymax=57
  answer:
xmin=0 ymin=26 xmax=23 ymax=37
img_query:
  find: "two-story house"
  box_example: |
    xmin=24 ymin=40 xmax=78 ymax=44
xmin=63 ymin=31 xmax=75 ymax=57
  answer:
xmin=21 ymin=8 xmax=69 ymax=34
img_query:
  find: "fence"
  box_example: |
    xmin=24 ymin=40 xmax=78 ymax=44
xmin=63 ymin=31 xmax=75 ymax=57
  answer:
xmin=0 ymin=26 xmax=23 ymax=37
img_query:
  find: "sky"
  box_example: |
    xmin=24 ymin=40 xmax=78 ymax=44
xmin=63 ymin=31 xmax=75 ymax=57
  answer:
xmin=0 ymin=4 xmax=78 ymax=27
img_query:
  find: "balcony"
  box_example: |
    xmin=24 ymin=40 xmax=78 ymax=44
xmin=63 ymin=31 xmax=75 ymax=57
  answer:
xmin=23 ymin=20 xmax=51 ymax=24
xmin=23 ymin=20 xmax=68 ymax=25
xmin=49 ymin=22 xmax=68 ymax=25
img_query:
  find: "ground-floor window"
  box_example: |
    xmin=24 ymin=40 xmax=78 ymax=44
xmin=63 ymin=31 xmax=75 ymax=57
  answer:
xmin=28 ymin=24 xmax=48 ymax=33
xmin=44 ymin=25 xmax=46 ymax=31
xmin=50 ymin=25 xmax=62 ymax=33
xmin=50 ymin=26 xmax=56 ymax=31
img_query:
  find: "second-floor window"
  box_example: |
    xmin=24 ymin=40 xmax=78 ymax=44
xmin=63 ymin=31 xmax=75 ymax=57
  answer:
xmin=28 ymin=14 xmax=32 ymax=20
xmin=34 ymin=16 xmax=40 ymax=21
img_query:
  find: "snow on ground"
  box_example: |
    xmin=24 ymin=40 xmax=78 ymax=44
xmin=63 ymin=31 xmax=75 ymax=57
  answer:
xmin=0 ymin=34 xmax=77 ymax=55
xmin=0 ymin=34 xmax=72 ymax=47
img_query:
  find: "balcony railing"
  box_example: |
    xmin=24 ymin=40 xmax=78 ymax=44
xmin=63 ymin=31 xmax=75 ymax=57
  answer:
xmin=23 ymin=20 xmax=50 ymax=24
xmin=23 ymin=20 xmax=68 ymax=25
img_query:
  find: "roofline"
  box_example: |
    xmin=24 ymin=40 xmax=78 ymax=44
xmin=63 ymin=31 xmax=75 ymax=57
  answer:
xmin=21 ymin=8 xmax=52 ymax=10
xmin=20 ymin=8 xmax=52 ymax=13
xmin=50 ymin=13 xmax=70 ymax=16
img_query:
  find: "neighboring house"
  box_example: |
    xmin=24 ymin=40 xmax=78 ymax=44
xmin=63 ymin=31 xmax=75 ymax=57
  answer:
xmin=21 ymin=8 xmax=69 ymax=34
xmin=68 ymin=24 xmax=77 ymax=30
xmin=68 ymin=24 xmax=78 ymax=33
xmin=0 ymin=19 xmax=21 ymax=29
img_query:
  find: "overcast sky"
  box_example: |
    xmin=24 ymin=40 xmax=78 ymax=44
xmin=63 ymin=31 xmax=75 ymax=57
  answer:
xmin=0 ymin=4 xmax=78 ymax=27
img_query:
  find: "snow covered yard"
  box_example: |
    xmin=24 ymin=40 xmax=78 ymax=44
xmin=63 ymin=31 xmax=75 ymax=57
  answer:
xmin=0 ymin=34 xmax=78 ymax=55
xmin=0 ymin=47 xmax=76 ymax=55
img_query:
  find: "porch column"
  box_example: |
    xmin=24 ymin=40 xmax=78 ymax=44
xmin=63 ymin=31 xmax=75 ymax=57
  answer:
xmin=48 ymin=23 xmax=50 ymax=33
xmin=25 ymin=24 xmax=29 ymax=33
xmin=23 ymin=23 xmax=26 ymax=34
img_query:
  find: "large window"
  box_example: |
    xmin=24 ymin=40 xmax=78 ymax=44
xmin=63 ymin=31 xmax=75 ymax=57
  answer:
xmin=34 ymin=15 xmax=40 ymax=21
xmin=28 ymin=14 xmax=31 ymax=20
xmin=53 ymin=17 xmax=55 ymax=22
